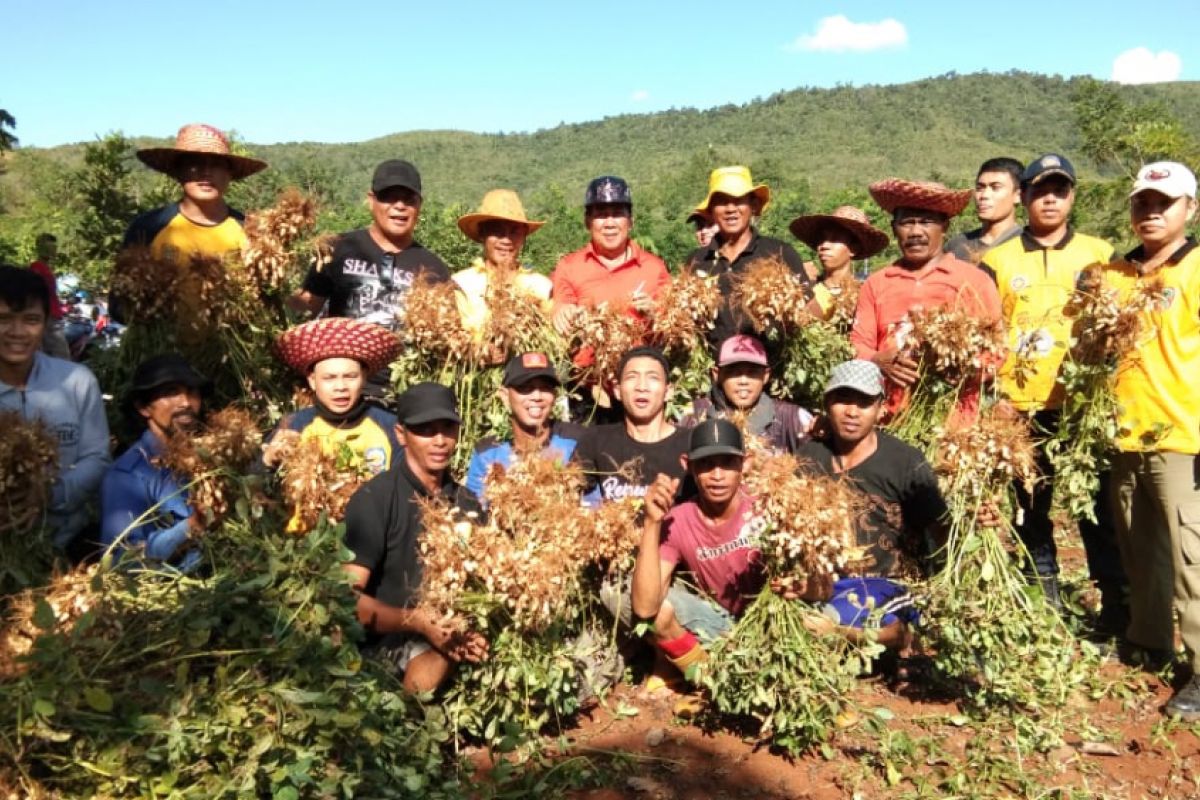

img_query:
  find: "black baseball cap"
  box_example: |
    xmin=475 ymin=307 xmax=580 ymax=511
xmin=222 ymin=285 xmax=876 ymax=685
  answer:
xmin=129 ymin=353 xmax=209 ymax=402
xmin=1021 ymin=154 xmax=1076 ymax=188
xmin=585 ymin=175 xmax=632 ymax=208
xmin=372 ymin=160 xmax=423 ymax=196
xmin=502 ymin=352 xmax=560 ymax=388
xmin=397 ymin=382 xmax=461 ymax=426
xmin=687 ymin=419 xmax=745 ymax=462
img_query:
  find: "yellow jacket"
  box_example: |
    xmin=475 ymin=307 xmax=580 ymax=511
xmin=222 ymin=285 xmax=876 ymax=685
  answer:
xmin=1103 ymin=240 xmax=1200 ymax=454
xmin=982 ymin=229 xmax=1114 ymax=410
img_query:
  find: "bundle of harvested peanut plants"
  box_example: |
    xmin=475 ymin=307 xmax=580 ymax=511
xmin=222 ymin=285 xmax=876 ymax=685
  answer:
xmin=702 ymin=451 xmax=878 ymax=755
xmin=158 ymin=407 xmax=262 ymax=530
xmin=887 ymin=305 xmax=1006 ymax=454
xmin=417 ymin=454 xmax=638 ymax=745
xmin=918 ymin=405 xmax=1098 ymax=720
xmin=1046 ymin=263 xmax=1169 ymax=522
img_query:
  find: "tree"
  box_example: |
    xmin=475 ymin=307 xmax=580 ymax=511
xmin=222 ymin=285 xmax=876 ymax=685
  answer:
xmin=0 ymin=109 xmax=16 ymax=153
xmin=1070 ymin=78 xmax=1200 ymax=179
xmin=67 ymin=134 xmax=143 ymax=288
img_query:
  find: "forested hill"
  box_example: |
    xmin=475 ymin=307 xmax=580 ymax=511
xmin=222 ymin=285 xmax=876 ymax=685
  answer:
xmin=3 ymin=71 xmax=1199 ymax=279
xmin=206 ymin=71 xmax=1200 ymax=203
xmin=14 ymin=71 xmax=1200 ymax=207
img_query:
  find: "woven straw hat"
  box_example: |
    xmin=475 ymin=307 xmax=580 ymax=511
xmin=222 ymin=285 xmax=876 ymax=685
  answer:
xmin=457 ymin=190 xmax=545 ymax=243
xmin=137 ymin=123 xmax=268 ymax=180
xmin=788 ymin=205 xmax=889 ymax=258
xmin=869 ymin=178 xmax=972 ymax=218
xmin=694 ymin=166 xmax=771 ymax=214
xmin=275 ymin=318 xmax=399 ymax=376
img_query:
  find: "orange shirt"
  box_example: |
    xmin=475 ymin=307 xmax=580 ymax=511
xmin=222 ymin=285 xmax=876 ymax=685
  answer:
xmin=550 ymin=241 xmax=671 ymax=310
xmin=851 ymin=253 xmax=1002 ymax=358
xmin=851 ymin=253 xmax=1002 ymax=413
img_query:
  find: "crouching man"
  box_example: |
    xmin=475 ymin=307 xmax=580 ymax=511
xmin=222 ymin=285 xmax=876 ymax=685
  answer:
xmin=342 ymin=382 xmax=487 ymax=692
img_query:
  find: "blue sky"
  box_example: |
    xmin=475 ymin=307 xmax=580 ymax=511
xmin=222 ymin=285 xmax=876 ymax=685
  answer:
xmin=5 ymin=0 xmax=1197 ymax=147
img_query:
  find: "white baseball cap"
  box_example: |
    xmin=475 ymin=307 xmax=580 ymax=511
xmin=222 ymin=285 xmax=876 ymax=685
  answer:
xmin=1130 ymin=161 xmax=1197 ymax=200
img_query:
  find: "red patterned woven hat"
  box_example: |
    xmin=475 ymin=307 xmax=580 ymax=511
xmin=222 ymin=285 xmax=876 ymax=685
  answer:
xmin=869 ymin=178 xmax=972 ymax=218
xmin=137 ymin=123 xmax=268 ymax=180
xmin=275 ymin=318 xmax=400 ymax=376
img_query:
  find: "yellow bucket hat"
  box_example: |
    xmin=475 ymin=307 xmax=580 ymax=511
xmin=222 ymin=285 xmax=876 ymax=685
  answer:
xmin=694 ymin=166 xmax=771 ymax=214
xmin=457 ymin=189 xmax=545 ymax=243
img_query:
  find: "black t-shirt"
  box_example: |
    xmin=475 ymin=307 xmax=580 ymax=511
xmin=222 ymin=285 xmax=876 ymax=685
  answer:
xmin=684 ymin=231 xmax=814 ymax=349
xmin=795 ymin=431 xmax=946 ymax=577
xmin=572 ymin=423 xmax=690 ymax=503
xmin=301 ymin=228 xmax=451 ymax=330
xmin=343 ymin=455 xmax=475 ymax=643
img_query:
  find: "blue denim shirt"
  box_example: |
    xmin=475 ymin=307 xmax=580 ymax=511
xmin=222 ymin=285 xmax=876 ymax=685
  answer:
xmin=100 ymin=428 xmax=199 ymax=570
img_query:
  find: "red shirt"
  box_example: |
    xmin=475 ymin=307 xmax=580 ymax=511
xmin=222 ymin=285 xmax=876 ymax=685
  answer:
xmin=850 ymin=253 xmax=1001 ymax=413
xmin=659 ymin=493 xmax=766 ymax=616
xmin=550 ymin=241 xmax=671 ymax=310
xmin=28 ymin=261 xmax=65 ymax=320
xmin=851 ymin=253 xmax=1000 ymax=356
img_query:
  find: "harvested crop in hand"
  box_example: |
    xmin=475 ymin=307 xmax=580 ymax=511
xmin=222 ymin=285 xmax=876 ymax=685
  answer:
xmin=0 ymin=412 xmax=59 ymax=536
xmin=242 ymin=187 xmax=319 ymax=294
xmin=649 ymin=268 xmax=721 ymax=352
xmin=731 ymin=256 xmax=815 ymax=333
xmin=278 ymin=438 xmax=373 ymax=534
xmin=1047 ymin=266 xmax=1170 ymax=521
xmin=159 ymin=407 xmax=262 ymax=529
xmin=398 ymin=273 xmax=474 ymax=363
xmin=109 ymin=246 xmax=180 ymax=323
xmin=568 ymin=302 xmax=648 ymax=386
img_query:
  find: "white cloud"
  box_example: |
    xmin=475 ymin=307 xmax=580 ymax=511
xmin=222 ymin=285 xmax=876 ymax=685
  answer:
xmin=1111 ymin=47 xmax=1182 ymax=84
xmin=786 ymin=15 xmax=907 ymax=53
xmin=631 ymin=89 xmax=650 ymax=102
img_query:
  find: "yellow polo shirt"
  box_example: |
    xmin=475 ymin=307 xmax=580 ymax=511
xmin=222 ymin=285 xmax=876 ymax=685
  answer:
xmin=982 ymin=229 xmax=1114 ymax=411
xmin=1102 ymin=240 xmax=1200 ymax=454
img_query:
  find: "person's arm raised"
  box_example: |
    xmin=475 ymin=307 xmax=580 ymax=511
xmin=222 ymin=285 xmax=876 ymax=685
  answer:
xmin=631 ymin=474 xmax=680 ymax=620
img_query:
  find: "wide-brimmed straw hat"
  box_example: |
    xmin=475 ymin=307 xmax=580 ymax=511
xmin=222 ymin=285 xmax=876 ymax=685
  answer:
xmin=275 ymin=318 xmax=399 ymax=377
xmin=136 ymin=123 xmax=268 ymax=180
xmin=869 ymin=178 xmax=972 ymax=218
xmin=788 ymin=205 xmax=889 ymax=258
xmin=457 ymin=189 xmax=545 ymax=243
xmin=694 ymin=166 xmax=771 ymax=214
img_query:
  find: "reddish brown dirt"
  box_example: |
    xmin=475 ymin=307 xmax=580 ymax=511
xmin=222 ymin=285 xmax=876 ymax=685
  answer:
xmin=550 ymin=666 xmax=1200 ymax=800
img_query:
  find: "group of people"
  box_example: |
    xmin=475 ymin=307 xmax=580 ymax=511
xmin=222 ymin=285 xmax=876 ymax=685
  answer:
xmin=4 ymin=122 xmax=1198 ymax=720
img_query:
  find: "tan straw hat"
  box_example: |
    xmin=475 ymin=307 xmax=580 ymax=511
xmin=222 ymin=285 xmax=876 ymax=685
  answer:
xmin=456 ymin=189 xmax=545 ymax=243
xmin=869 ymin=178 xmax=972 ymax=218
xmin=136 ymin=123 xmax=268 ymax=180
xmin=694 ymin=166 xmax=771 ymax=214
xmin=788 ymin=205 xmax=889 ymax=259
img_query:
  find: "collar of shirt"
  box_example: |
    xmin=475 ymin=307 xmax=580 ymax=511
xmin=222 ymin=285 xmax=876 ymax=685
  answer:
xmin=1124 ymin=236 xmax=1199 ymax=267
xmin=700 ymin=228 xmax=762 ymax=264
xmin=133 ymin=426 xmax=167 ymax=462
xmin=394 ymin=452 xmax=455 ymax=500
xmin=880 ymin=252 xmax=960 ymax=280
xmin=584 ymin=241 xmax=643 ymax=270
xmin=1019 ymin=226 xmax=1076 ymax=252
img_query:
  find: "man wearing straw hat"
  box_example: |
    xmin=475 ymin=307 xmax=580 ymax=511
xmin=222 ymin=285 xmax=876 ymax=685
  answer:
xmin=852 ymin=178 xmax=1001 ymax=408
xmin=685 ymin=166 xmax=827 ymax=349
xmin=112 ymin=123 xmax=267 ymax=323
xmin=549 ymin=176 xmax=671 ymax=334
xmin=452 ymin=189 xmax=551 ymax=344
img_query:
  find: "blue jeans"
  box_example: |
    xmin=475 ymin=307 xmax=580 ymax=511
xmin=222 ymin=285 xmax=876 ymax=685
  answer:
xmin=600 ymin=574 xmax=735 ymax=642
